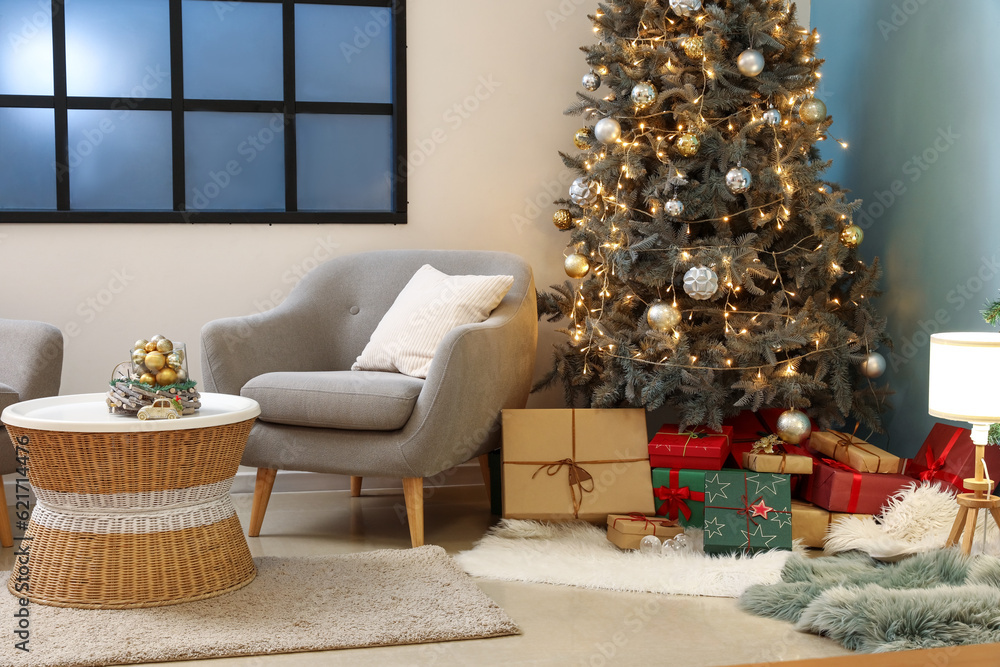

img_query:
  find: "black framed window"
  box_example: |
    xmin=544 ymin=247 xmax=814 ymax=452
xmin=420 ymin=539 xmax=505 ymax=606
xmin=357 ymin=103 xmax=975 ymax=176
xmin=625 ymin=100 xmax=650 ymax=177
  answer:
xmin=0 ymin=0 xmax=406 ymax=223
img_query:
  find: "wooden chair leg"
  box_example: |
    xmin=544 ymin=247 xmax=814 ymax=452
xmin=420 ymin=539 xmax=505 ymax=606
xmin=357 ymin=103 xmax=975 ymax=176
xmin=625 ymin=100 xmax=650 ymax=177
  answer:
xmin=478 ymin=453 xmax=491 ymax=503
xmin=402 ymin=477 xmax=424 ymax=548
xmin=248 ymin=468 xmax=277 ymax=537
xmin=350 ymin=476 xmax=363 ymax=497
xmin=0 ymin=479 xmax=12 ymax=548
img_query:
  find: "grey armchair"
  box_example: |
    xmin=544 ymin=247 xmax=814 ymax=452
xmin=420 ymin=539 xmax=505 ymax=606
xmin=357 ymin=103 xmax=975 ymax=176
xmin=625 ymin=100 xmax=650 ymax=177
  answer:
xmin=0 ymin=319 xmax=64 ymax=547
xmin=201 ymin=249 xmax=537 ymax=547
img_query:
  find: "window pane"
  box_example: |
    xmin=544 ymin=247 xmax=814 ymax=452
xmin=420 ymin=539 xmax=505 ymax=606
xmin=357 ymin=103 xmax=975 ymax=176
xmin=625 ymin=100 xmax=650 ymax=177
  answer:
xmin=185 ymin=112 xmax=285 ymax=211
xmin=0 ymin=0 xmax=54 ymax=95
xmin=65 ymin=0 xmax=171 ymax=98
xmin=68 ymin=109 xmax=172 ymax=210
xmin=0 ymin=108 xmax=55 ymax=209
xmin=297 ymin=114 xmax=392 ymax=212
xmin=296 ymin=5 xmax=392 ymax=104
xmin=183 ymin=1 xmax=282 ymax=101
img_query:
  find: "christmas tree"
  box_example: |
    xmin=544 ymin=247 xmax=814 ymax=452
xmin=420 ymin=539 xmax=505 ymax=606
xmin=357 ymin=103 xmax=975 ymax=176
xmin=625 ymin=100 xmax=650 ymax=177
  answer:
xmin=538 ymin=0 xmax=891 ymax=430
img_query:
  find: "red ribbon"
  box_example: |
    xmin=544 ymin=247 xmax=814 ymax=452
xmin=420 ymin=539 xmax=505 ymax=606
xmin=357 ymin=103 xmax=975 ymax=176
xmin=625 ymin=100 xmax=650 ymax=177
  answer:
xmin=612 ymin=512 xmax=678 ymax=532
xmin=918 ymin=428 xmax=964 ymax=490
xmin=654 ymin=469 xmax=705 ymax=521
xmin=819 ymin=457 xmax=862 ymax=513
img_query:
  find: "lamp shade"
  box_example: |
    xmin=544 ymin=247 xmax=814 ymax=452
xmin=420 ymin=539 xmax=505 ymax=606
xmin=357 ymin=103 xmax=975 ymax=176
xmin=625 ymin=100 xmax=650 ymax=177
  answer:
xmin=929 ymin=332 xmax=1000 ymax=423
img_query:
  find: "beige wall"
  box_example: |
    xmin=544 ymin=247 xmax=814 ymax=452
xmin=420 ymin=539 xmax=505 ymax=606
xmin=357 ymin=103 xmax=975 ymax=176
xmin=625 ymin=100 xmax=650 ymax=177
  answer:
xmin=0 ymin=0 xmax=809 ymax=406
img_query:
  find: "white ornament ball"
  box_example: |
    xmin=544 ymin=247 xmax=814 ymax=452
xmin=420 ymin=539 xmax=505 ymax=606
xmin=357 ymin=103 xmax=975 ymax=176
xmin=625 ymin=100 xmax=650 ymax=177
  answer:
xmin=594 ymin=117 xmax=622 ymax=144
xmin=672 ymin=533 xmax=691 ymax=551
xmin=662 ymin=538 xmax=682 ymax=553
xmin=582 ymin=70 xmax=601 ymax=91
xmin=776 ymin=409 xmax=812 ymax=445
xmin=737 ymin=49 xmax=765 ymax=77
xmin=664 ymin=197 xmax=684 ymax=217
xmin=683 ymin=266 xmax=719 ymax=301
xmin=762 ymin=107 xmax=782 ymax=126
xmin=860 ymin=351 xmax=886 ymax=379
xmin=669 ymin=0 xmax=703 ymax=16
xmin=639 ymin=534 xmax=662 ymax=554
xmin=569 ymin=176 xmax=600 ymax=206
xmin=631 ymin=82 xmax=657 ymax=108
xmin=647 ymin=301 xmax=682 ymax=331
xmin=726 ymin=166 xmax=752 ymax=194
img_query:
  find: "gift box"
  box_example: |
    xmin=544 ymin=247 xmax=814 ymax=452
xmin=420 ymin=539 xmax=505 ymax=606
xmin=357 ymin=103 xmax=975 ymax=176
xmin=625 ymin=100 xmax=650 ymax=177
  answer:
xmin=648 ymin=425 xmax=732 ymax=470
xmin=803 ymin=457 xmax=913 ymax=514
xmin=809 ymin=429 xmax=903 ymax=474
xmin=606 ymin=513 xmax=684 ymax=550
xmin=651 ymin=468 xmax=706 ymax=527
xmin=502 ymin=408 xmax=655 ymax=522
xmin=908 ymin=423 xmax=1000 ymax=493
xmin=742 ymin=442 xmax=814 ymax=475
xmin=790 ymin=500 xmax=873 ymax=548
xmin=702 ymin=470 xmax=793 ymax=555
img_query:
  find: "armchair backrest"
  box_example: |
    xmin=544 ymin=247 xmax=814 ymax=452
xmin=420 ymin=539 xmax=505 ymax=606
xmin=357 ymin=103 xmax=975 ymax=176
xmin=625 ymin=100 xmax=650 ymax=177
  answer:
xmin=0 ymin=319 xmax=63 ymax=401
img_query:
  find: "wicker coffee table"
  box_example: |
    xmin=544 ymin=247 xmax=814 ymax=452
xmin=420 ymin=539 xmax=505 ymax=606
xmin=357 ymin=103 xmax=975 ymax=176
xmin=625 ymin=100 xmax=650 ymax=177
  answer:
xmin=1 ymin=392 xmax=260 ymax=608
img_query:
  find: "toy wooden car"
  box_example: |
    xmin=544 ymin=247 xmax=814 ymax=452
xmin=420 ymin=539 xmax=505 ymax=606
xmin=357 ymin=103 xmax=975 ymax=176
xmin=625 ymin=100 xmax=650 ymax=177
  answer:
xmin=137 ymin=397 xmax=181 ymax=420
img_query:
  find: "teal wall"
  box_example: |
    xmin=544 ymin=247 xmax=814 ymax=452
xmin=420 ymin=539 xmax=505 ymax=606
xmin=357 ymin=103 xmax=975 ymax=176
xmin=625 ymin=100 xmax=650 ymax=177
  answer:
xmin=812 ymin=0 xmax=1000 ymax=455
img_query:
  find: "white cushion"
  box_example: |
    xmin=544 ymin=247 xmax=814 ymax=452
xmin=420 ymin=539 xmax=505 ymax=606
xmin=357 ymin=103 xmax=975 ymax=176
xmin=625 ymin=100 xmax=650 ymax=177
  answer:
xmin=352 ymin=264 xmax=513 ymax=378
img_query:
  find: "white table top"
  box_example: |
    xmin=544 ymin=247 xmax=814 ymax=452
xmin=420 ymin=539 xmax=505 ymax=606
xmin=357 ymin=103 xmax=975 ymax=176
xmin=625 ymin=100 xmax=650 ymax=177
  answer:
xmin=1 ymin=392 xmax=260 ymax=433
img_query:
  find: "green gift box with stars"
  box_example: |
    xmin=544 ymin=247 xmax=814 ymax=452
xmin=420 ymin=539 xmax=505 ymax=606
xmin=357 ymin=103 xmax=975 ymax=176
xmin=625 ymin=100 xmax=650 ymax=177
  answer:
xmin=702 ymin=470 xmax=792 ymax=555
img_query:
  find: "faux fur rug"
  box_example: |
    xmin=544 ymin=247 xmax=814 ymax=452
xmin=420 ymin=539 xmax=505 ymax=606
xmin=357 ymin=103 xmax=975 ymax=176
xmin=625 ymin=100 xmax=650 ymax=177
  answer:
xmin=824 ymin=482 xmax=1000 ymax=559
xmin=455 ymin=519 xmax=793 ymax=598
xmin=740 ymin=549 xmax=1000 ymax=652
xmin=1 ymin=546 xmax=518 ymax=667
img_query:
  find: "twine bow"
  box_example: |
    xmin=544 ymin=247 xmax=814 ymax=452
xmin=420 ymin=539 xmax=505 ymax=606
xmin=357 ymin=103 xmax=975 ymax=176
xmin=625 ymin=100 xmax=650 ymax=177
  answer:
xmin=613 ymin=512 xmax=678 ymax=531
xmin=532 ymin=458 xmax=595 ymax=518
xmin=828 ymin=424 xmax=861 ymax=459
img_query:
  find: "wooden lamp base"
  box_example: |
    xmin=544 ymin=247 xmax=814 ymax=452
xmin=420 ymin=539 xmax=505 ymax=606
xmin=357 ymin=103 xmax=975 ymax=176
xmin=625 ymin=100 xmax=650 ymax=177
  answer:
xmin=945 ymin=483 xmax=1000 ymax=555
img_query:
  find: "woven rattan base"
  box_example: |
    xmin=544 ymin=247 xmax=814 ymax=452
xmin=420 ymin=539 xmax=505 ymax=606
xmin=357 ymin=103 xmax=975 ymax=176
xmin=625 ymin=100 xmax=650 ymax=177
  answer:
xmin=8 ymin=514 xmax=256 ymax=608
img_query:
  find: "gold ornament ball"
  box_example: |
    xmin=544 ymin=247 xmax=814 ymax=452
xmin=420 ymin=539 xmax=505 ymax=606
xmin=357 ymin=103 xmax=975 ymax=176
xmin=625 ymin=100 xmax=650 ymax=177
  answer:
xmin=676 ymin=133 xmax=700 ymax=157
xmin=776 ymin=409 xmax=812 ymax=445
xmin=144 ymin=351 xmax=166 ymax=372
xmin=176 ymin=368 xmax=188 ymax=383
xmin=647 ymin=302 xmax=682 ymax=331
xmin=150 ymin=334 xmax=165 ymax=342
xmin=134 ymin=339 xmax=148 ymax=351
xmin=564 ymin=253 xmax=591 ymax=279
xmin=156 ymin=338 xmax=174 ymax=354
xmin=799 ymin=98 xmax=827 ymax=123
xmin=553 ymin=209 xmax=573 ymax=230
xmin=139 ymin=373 xmax=156 ymax=386
xmin=840 ymin=224 xmax=864 ymax=248
xmin=167 ymin=352 xmax=183 ymax=370
xmin=144 ymin=340 xmax=158 ymax=352
xmin=131 ymin=348 xmax=147 ymax=366
xmin=574 ymin=128 xmax=592 ymax=150
xmin=682 ymin=36 xmax=704 ymax=59
xmin=156 ymin=367 xmax=178 ymax=386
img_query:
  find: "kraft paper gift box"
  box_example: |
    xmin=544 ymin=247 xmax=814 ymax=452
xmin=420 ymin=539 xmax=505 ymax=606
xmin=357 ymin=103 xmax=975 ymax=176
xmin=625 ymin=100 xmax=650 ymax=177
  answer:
xmin=742 ymin=442 xmax=814 ymax=475
xmin=648 ymin=425 xmax=732 ymax=470
xmin=501 ymin=408 xmax=655 ymax=522
xmin=702 ymin=470 xmax=793 ymax=555
xmin=789 ymin=500 xmax=874 ymax=548
xmin=908 ymin=423 xmax=1000 ymax=493
xmin=651 ymin=468 xmax=706 ymax=527
xmin=803 ymin=457 xmax=913 ymax=515
xmin=606 ymin=513 xmax=684 ymax=550
xmin=809 ymin=429 xmax=903 ymax=474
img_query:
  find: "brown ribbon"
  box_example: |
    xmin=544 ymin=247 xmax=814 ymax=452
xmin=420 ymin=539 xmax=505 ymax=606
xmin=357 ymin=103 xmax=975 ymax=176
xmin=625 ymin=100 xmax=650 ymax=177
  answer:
xmin=827 ymin=424 xmax=889 ymax=470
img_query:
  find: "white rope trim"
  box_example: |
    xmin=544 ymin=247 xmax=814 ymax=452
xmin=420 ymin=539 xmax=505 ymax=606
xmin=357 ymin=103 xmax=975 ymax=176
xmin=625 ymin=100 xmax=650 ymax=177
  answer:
xmin=30 ymin=495 xmax=237 ymax=534
xmin=32 ymin=478 xmax=234 ymax=510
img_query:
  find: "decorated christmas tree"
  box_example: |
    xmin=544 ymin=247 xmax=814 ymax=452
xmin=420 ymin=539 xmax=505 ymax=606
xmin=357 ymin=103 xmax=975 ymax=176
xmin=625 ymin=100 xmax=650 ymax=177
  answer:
xmin=538 ymin=0 xmax=891 ymax=431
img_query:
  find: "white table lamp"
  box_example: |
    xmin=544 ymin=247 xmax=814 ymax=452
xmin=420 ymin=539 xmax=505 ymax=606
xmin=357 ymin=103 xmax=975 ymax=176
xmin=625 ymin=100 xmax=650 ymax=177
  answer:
xmin=928 ymin=332 xmax=1000 ymax=554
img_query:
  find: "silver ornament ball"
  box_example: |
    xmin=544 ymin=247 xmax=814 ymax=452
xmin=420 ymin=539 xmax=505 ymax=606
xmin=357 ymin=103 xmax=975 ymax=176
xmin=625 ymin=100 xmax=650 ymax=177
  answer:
xmin=647 ymin=301 xmax=682 ymax=331
xmin=631 ymin=82 xmax=657 ymax=108
xmin=776 ymin=409 xmax=812 ymax=445
xmin=860 ymin=351 xmax=886 ymax=379
xmin=582 ymin=70 xmax=601 ymax=91
xmin=669 ymin=0 xmax=703 ymax=16
xmin=594 ymin=117 xmax=622 ymax=144
xmin=737 ymin=49 xmax=765 ymax=77
xmin=569 ymin=176 xmax=600 ymax=206
xmin=726 ymin=166 xmax=753 ymax=194
xmin=683 ymin=266 xmax=719 ymax=301
xmin=664 ymin=197 xmax=684 ymax=217
xmin=799 ymin=98 xmax=827 ymax=123
xmin=762 ymin=107 xmax=782 ymax=126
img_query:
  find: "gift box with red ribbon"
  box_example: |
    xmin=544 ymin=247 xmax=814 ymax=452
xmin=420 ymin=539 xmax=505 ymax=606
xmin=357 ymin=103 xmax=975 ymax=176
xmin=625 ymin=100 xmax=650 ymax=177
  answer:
xmin=651 ymin=468 xmax=706 ymax=526
xmin=908 ymin=423 xmax=1000 ymax=493
xmin=703 ymin=470 xmax=793 ymax=555
xmin=803 ymin=457 xmax=913 ymax=514
xmin=648 ymin=425 xmax=732 ymax=470
xmin=606 ymin=513 xmax=684 ymax=550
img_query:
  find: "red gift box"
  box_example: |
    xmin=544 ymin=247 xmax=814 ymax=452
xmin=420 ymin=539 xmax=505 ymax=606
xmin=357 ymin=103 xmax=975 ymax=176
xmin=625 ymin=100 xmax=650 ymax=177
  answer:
xmin=648 ymin=425 xmax=732 ymax=470
xmin=908 ymin=423 xmax=1000 ymax=493
xmin=803 ymin=457 xmax=913 ymax=514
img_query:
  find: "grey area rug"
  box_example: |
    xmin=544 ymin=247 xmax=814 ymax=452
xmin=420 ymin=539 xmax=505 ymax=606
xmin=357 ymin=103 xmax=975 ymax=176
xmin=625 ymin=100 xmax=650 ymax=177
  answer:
xmin=740 ymin=548 xmax=1000 ymax=652
xmin=0 ymin=545 xmax=519 ymax=667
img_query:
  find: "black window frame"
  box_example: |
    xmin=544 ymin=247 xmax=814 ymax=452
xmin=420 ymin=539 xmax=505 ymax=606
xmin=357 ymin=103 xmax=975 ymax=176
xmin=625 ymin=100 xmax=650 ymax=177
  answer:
xmin=0 ymin=0 xmax=407 ymax=224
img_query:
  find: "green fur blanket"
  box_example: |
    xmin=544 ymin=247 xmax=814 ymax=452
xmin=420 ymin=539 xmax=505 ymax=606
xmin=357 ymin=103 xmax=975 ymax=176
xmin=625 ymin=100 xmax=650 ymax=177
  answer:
xmin=740 ymin=549 xmax=1000 ymax=652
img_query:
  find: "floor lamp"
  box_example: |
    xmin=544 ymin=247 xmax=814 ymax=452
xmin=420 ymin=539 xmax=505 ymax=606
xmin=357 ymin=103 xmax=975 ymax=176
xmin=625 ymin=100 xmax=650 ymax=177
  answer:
xmin=928 ymin=332 xmax=1000 ymax=555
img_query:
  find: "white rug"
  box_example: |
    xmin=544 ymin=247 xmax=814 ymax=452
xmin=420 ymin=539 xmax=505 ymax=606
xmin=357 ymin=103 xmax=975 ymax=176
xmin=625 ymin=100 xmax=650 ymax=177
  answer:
xmin=1 ymin=546 xmax=518 ymax=667
xmin=455 ymin=519 xmax=794 ymax=598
